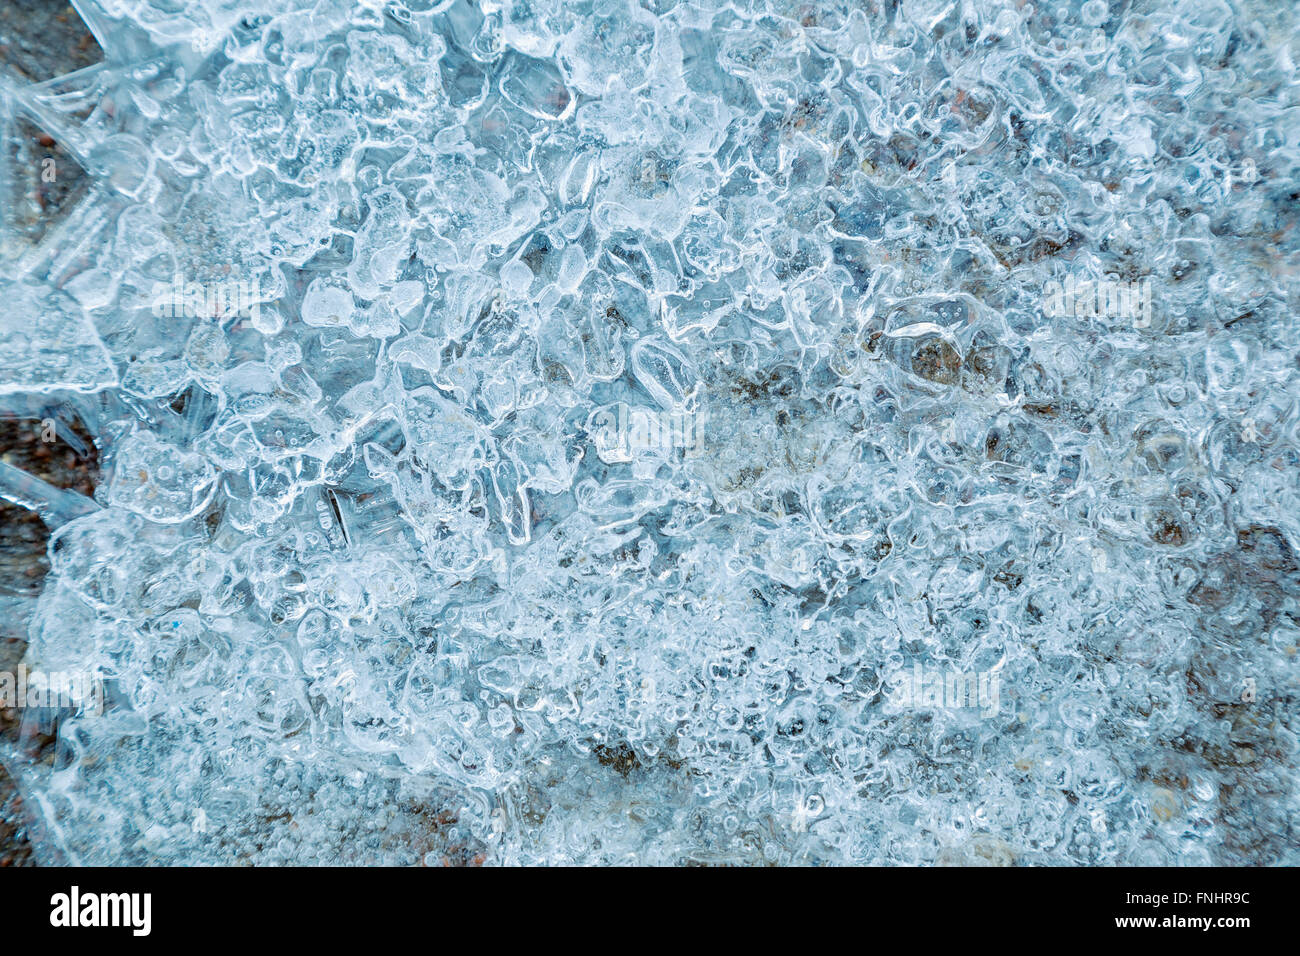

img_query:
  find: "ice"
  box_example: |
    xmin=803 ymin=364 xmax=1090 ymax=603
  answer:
xmin=300 ymin=276 xmax=357 ymax=330
xmin=0 ymin=0 xmax=1296 ymax=867
xmin=104 ymin=430 xmax=217 ymax=523
xmin=0 ymin=281 xmax=117 ymax=395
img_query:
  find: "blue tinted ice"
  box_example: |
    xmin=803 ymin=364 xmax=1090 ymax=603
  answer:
xmin=0 ymin=0 xmax=1296 ymax=865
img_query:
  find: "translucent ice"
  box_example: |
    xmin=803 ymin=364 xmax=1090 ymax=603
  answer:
xmin=0 ymin=0 xmax=1296 ymax=867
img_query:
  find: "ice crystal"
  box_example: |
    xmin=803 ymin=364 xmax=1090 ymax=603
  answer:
xmin=0 ymin=0 xmax=1297 ymax=865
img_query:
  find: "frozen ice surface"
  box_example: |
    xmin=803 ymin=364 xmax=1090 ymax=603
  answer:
xmin=0 ymin=282 xmax=117 ymax=395
xmin=0 ymin=0 xmax=1297 ymax=865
